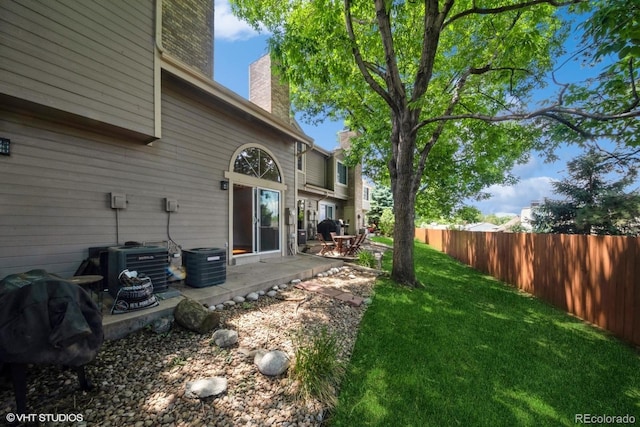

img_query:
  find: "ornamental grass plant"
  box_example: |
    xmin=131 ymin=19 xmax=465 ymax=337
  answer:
xmin=290 ymin=326 xmax=346 ymax=408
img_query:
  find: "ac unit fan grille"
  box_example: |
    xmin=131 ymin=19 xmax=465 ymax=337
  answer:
xmin=125 ymin=252 xmax=167 ymax=292
xmin=107 ymin=246 xmax=169 ymax=297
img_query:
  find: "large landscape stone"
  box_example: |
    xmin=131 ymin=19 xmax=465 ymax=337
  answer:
xmin=174 ymin=298 xmax=220 ymax=334
xmin=254 ymin=350 xmax=290 ymax=376
xmin=184 ymin=377 xmax=227 ymax=399
xmin=211 ymin=329 xmax=238 ymax=347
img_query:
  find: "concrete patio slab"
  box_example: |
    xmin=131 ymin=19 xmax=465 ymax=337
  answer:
xmin=100 ymin=254 xmax=342 ymax=340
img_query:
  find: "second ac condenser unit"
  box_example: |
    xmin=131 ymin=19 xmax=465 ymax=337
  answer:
xmin=107 ymin=245 xmax=169 ymax=297
xmin=183 ymin=247 xmax=226 ymax=288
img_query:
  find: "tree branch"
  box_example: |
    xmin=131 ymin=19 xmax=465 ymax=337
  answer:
xmin=412 ymin=63 xmax=474 ymax=192
xmin=343 ymin=0 xmax=395 ymax=111
xmin=414 ymin=106 xmax=640 ymax=135
xmin=444 ymin=0 xmax=585 ymax=27
xmin=373 ymin=0 xmax=406 ymax=109
xmin=621 ymin=58 xmax=640 ymax=113
xmin=411 ymin=0 xmax=452 ymax=104
xmin=593 ymin=142 xmax=640 ymax=166
xmin=364 ymin=61 xmax=387 ymax=81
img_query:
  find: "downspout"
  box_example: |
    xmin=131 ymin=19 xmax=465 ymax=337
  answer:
xmin=295 ymin=139 xmax=315 ymax=251
xmin=151 ymin=0 xmax=164 ymax=142
xmin=155 ymin=0 xmax=165 ymax=54
xmin=292 ymin=139 xmax=314 ymax=255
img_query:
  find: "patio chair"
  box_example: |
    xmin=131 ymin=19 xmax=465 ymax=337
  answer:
xmin=345 ymin=233 xmax=366 ymax=256
xmin=317 ymin=233 xmax=335 ymax=255
xmin=329 ymin=231 xmax=338 ymax=244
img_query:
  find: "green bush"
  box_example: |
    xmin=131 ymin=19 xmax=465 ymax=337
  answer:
xmin=378 ymin=208 xmax=395 ymax=236
xmin=290 ymin=326 xmax=345 ymax=407
xmin=357 ymin=250 xmax=376 ymax=268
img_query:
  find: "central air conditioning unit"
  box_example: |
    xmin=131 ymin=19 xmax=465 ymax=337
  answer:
xmin=107 ymin=245 xmax=169 ymax=297
xmin=183 ymin=247 xmax=226 ymax=288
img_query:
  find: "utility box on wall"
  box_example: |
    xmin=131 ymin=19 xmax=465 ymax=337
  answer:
xmin=297 ymin=229 xmax=307 ymax=245
xmin=183 ymin=248 xmax=226 ymax=288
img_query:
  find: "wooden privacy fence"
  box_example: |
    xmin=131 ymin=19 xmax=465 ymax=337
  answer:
xmin=414 ymin=228 xmax=640 ymax=347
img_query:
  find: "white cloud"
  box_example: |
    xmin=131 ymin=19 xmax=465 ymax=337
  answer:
xmin=473 ymin=176 xmax=556 ymax=215
xmin=214 ymin=0 xmax=262 ymax=41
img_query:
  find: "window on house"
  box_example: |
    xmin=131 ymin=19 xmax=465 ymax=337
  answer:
xmin=363 ymin=186 xmax=370 ymax=201
xmin=337 ymin=161 xmax=347 ymax=185
xmin=234 ymin=147 xmax=281 ymax=182
xmin=319 ymin=202 xmax=335 ymax=220
xmin=297 ymin=141 xmax=304 ymax=171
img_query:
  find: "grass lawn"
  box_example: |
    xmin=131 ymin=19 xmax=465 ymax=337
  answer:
xmin=330 ymin=238 xmax=640 ymax=426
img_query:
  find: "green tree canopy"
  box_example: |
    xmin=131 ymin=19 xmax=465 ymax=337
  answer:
xmin=454 ymin=206 xmax=483 ymax=224
xmin=532 ymin=148 xmax=640 ymax=236
xmin=482 ymin=213 xmax=514 ymax=226
xmin=231 ymin=0 xmax=640 ymax=285
xmin=367 ymin=185 xmax=393 ymax=226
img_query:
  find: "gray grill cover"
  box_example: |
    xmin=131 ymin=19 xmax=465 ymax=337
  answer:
xmin=0 ymin=270 xmax=103 ymax=366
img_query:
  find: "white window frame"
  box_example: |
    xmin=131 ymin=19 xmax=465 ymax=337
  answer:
xmin=318 ymin=201 xmax=336 ymax=221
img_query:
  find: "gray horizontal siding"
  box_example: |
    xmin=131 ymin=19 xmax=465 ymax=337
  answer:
xmin=0 ymin=76 xmax=297 ymax=278
xmin=305 ymin=150 xmax=327 ymax=187
xmin=0 ymin=1 xmax=156 ymax=137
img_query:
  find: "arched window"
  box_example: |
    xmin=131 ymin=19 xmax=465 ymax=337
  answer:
xmin=234 ymin=147 xmax=281 ymax=183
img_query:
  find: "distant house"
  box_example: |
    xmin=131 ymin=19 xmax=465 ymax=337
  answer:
xmin=495 ymin=216 xmax=523 ymax=232
xmin=465 ymin=223 xmax=500 ymax=232
xmin=296 ymin=129 xmax=369 ymax=240
xmin=519 ymin=202 xmax=540 ymax=231
xmin=0 ymin=0 xmax=315 ymax=276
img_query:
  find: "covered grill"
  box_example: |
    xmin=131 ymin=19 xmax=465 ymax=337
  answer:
xmin=0 ymin=269 xmax=104 ymax=413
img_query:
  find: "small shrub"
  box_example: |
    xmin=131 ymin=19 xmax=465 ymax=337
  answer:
xmin=169 ymin=355 xmax=187 ymax=368
xmin=357 ymin=250 xmax=376 ymax=268
xmin=290 ymin=326 xmax=345 ymax=407
xmin=379 ymin=208 xmax=395 ymax=236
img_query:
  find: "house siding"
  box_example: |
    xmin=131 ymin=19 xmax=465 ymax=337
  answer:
xmin=0 ymin=0 xmax=156 ymax=138
xmin=305 ymin=150 xmax=326 ymax=188
xmin=161 ymin=75 xmax=296 ymax=247
xmin=0 ymin=74 xmax=295 ymax=278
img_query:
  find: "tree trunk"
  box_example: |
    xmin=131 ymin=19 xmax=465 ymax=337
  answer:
xmin=390 ymin=113 xmax=419 ymax=286
xmin=392 ymin=181 xmax=417 ymax=286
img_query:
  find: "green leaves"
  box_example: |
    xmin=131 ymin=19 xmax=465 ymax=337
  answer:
xmin=532 ymin=148 xmax=640 ymax=236
xmin=229 ymin=0 xmax=640 ymax=281
xmin=580 ymin=0 xmax=640 ymax=62
xmin=546 ymin=0 xmax=640 ymax=148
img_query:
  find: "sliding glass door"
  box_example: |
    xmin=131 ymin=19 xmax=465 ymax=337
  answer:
xmin=233 ymin=185 xmax=280 ymax=255
xmin=258 ymin=188 xmax=280 ymax=252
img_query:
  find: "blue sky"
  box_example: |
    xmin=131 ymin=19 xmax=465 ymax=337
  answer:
xmin=212 ymin=0 xmax=594 ymax=216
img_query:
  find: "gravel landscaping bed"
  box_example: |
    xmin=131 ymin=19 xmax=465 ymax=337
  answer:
xmin=0 ymin=265 xmax=377 ymax=426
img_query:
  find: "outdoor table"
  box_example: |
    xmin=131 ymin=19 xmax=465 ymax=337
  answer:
xmin=333 ymin=235 xmax=356 ymax=255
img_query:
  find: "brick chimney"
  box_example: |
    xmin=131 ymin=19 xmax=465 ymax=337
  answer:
xmin=249 ymin=54 xmax=291 ymax=122
xmin=162 ymin=0 xmax=214 ymax=77
xmin=338 ymin=129 xmax=358 ymax=150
